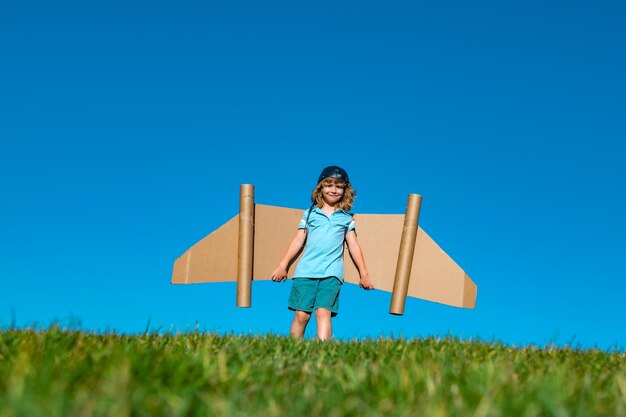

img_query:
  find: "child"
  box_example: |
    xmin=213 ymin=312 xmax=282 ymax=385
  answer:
xmin=271 ymin=166 xmax=374 ymax=341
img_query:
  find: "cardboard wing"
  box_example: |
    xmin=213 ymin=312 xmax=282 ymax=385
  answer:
xmin=172 ymin=203 xmax=477 ymax=310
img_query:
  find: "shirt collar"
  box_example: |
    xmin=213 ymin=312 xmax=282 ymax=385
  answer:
xmin=312 ymin=206 xmax=350 ymax=215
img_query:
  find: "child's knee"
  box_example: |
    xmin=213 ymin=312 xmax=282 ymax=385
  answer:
xmin=315 ymin=308 xmax=332 ymax=321
xmin=295 ymin=310 xmax=311 ymax=324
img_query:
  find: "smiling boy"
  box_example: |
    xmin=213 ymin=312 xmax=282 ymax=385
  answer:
xmin=271 ymin=166 xmax=374 ymax=340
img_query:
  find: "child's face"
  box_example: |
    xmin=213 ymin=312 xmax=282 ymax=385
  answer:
xmin=321 ymin=180 xmax=345 ymax=207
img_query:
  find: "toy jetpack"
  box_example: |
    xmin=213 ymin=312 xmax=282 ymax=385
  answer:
xmin=171 ymin=185 xmax=477 ymax=315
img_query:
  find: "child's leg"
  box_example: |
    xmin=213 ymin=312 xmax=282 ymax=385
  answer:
xmin=315 ymin=308 xmax=333 ymax=341
xmin=290 ymin=310 xmax=311 ymax=339
xmin=313 ymin=277 xmax=341 ymax=341
xmin=288 ymin=278 xmax=316 ymax=339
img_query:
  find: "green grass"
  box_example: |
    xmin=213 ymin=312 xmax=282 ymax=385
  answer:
xmin=1 ymin=327 xmax=625 ymax=417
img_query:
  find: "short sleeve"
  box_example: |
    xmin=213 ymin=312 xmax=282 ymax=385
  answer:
xmin=297 ymin=209 xmax=309 ymax=229
xmin=347 ymin=218 xmax=356 ymax=234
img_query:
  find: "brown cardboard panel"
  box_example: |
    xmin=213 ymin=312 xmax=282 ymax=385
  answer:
xmin=408 ymin=228 xmax=472 ymax=308
xmin=342 ymin=213 xmax=474 ymax=308
xmin=463 ymin=274 xmax=478 ymax=309
xmin=171 ymin=251 xmax=189 ymax=284
xmin=171 ymin=214 xmax=239 ymax=284
xmin=343 ymin=213 xmax=403 ymax=291
xmin=172 ymin=203 xmax=476 ymax=309
xmin=252 ymin=204 xmax=305 ymax=280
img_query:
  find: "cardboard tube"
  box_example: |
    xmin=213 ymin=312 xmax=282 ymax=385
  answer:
xmin=237 ymin=184 xmax=255 ymax=307
xmin=390 ymin=194 xmax=422 ymax=315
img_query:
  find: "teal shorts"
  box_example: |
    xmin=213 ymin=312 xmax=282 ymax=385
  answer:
xmin=288 ymin=277 xmax=342 ymax=317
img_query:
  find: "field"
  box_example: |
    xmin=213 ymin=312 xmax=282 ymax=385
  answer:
xmin=1 ymin=327 xmax=625 ymax=417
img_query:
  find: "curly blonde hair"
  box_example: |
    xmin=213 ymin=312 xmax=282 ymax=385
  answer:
xmin=310 ymin=178 xmax=356 ymax=211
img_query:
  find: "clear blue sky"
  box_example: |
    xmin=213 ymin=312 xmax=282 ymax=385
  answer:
xmin=1 ymin=0 xmax=624 ymax=349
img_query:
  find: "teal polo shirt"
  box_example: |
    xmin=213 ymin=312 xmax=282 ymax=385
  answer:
xmin=293 ymin=206 xmax=356 ymax=283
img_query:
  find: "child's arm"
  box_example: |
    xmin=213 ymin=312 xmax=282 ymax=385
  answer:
xmin=271 ymin=229 xmax=307 ymax=282
xmin=345 ymin=230 xmax=374 ymax=290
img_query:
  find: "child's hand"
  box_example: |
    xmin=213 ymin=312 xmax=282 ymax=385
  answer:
xmin=271 ymin=264 xmax=288 ymax=282
xmin=359 ymin=273 xmax=374 ymax=290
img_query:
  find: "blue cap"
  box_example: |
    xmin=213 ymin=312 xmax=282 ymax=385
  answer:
xmin=317 ymin=166 xmax=350 ymax=184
